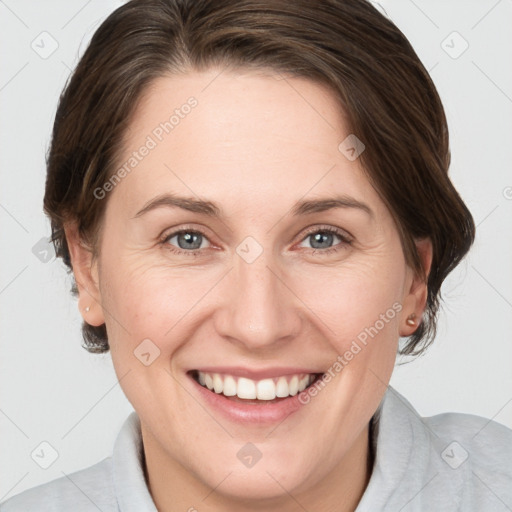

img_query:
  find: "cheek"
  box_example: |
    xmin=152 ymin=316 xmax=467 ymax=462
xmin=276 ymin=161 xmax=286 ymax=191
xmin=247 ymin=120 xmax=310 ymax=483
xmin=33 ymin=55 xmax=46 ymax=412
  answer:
xmin=99 ymin=253 xmax=219 ymax=352
xmin=294 ymin=252 xmax=405 ymax=335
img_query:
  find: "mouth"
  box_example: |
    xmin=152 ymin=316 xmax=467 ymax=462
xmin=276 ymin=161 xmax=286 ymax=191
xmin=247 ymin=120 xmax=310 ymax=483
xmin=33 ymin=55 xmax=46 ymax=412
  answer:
xmin=188 ymin=369 xmax=324 ymax=405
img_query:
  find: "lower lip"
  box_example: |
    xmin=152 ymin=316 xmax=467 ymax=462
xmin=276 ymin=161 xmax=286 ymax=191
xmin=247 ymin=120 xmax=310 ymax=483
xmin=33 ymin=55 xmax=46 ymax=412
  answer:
xmin=188 ymin=373 xmax=314 ymax=424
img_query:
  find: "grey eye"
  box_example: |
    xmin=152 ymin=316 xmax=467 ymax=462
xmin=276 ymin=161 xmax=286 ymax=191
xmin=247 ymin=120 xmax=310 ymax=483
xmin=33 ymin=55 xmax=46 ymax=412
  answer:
xmin=308 ymin=232 xmax=337 ymax=249
xmin=167 ymin=231 xmax=207 ymax=250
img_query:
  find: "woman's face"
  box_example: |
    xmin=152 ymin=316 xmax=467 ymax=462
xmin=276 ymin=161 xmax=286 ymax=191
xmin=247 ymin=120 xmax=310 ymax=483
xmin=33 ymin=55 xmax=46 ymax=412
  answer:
xmin=69 ymin=68 xmax=430 ymax=506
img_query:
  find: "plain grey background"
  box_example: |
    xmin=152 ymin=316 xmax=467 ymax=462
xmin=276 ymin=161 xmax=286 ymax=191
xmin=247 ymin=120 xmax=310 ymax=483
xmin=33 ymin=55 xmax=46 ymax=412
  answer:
xmin=1 ymin=0 xmax=511 ymax=501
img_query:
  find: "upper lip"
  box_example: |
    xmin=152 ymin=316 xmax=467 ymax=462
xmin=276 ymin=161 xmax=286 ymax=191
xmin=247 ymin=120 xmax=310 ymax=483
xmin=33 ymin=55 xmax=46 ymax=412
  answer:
xmin=189 ymin=366 xmax=323 ymax=381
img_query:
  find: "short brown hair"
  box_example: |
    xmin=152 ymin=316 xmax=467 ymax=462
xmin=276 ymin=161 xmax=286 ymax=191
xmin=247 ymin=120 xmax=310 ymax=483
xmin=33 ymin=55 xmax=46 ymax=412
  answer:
xmin=44 ymin=0 xmax=475 ymax=356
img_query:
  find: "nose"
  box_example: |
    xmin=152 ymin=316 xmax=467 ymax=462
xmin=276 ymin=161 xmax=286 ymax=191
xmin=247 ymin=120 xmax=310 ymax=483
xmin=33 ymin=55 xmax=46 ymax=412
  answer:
xmin=213 ymin=244 xmax=302 ymax=351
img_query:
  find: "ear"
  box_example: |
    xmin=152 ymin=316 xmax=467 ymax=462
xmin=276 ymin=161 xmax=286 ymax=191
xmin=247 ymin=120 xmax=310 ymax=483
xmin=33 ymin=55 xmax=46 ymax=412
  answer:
xmin=399 ymin=237 xmax=433 ymax=337
xmin=64 ymin=222 xmax=105 ymax=327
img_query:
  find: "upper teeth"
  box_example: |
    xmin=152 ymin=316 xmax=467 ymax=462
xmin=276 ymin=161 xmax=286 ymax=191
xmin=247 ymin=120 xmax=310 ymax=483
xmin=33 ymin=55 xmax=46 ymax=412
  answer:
xmin=196 ymin=371 xmax=317 ymax=400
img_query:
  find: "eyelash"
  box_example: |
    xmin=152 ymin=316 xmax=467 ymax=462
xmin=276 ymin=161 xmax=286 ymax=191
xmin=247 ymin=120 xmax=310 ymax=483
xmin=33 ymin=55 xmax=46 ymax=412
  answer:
xmin=159 ymin=225 xmax=353 ymax=257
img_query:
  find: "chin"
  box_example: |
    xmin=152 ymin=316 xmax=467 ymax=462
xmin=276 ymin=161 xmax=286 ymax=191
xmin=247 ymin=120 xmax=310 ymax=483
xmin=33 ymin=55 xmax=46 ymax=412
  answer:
xmin=194 ymin=454 xmax=313 ymax=503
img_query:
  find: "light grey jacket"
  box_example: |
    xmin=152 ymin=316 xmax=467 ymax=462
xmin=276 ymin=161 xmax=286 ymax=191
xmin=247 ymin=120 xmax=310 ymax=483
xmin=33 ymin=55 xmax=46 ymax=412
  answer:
xmin=2 ymin=385 xmax=511 ymax=511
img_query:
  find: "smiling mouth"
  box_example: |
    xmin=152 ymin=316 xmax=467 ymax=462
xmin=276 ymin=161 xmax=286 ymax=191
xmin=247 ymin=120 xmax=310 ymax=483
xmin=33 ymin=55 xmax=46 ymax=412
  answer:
xmin=188 ymin=370 xmax=324 ymax=404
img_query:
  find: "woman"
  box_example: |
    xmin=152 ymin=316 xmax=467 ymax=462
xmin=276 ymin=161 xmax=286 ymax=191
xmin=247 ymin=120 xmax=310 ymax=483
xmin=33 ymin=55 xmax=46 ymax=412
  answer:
xmin=2 ymin=0 xmax=511 ymax=510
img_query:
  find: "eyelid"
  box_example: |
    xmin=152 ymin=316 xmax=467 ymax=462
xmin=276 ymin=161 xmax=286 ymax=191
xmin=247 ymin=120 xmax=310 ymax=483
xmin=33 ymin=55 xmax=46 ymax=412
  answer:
xmin=159 ymin=223 xmax=214 ymax=242
xmin=297 ymin=224 xmax=354 ymax=244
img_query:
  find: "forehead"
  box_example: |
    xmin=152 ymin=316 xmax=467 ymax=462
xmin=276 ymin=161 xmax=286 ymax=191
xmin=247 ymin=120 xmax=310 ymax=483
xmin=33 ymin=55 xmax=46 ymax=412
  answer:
xmin=111 ymin=68 xmax=380 ymax=215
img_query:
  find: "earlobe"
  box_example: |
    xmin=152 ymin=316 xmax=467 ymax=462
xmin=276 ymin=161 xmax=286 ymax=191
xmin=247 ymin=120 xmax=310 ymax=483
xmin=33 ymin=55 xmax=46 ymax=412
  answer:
xmin=64 ymin=222 xmax=105 ymax=327
xmin=400 ymin=238 xmax=433 ymax=336
xmin=406 ymin=313 xmax=417 ymax=326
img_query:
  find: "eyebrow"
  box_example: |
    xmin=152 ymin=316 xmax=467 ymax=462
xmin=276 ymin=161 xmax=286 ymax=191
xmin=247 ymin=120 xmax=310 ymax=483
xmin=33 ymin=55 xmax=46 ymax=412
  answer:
xmin=133 ymin=192 xmax=373 ymax=219
xmin=291 ymin=196 xmax=373 ymax=218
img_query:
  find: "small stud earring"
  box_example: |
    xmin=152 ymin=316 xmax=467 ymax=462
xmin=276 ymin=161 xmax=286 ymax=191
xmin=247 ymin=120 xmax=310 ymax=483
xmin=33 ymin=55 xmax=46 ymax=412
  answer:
xmin=406 ymin=314 xmax=416 ymax=326
xmin=85 ymin=306 xmax=90 ymax=313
